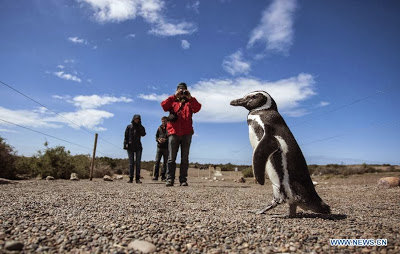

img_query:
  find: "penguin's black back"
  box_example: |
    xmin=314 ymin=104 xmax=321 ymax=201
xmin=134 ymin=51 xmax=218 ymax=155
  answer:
xmin=253 ymin=110 xmax=323 ymax=204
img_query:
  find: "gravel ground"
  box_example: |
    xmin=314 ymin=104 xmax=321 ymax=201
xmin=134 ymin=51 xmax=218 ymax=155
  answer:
xmin=0 ymin=170 xmax=399 ymax=253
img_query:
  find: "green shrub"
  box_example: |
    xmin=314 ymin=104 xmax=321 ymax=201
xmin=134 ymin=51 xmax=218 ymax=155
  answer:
xmin=0 ymin=136 xmax=17 ymax=179
xmin=72 ymin=154 xmax=91 ymax=179
xmin=14 ymin=156 xmax=38 ymax=178
xmin=35 ymin=144 xmax=76 ymax=179
xmin=242 ymin=167 xmax=254 ymax=178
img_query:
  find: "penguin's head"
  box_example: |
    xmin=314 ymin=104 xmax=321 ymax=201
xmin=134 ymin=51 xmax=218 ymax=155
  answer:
xmin=230 ymin=91 xmax=277 ymax=112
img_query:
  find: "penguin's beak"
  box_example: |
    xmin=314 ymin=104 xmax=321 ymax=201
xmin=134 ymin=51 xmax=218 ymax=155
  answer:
xmin=230 ymin=98 xmax=246 ymax=107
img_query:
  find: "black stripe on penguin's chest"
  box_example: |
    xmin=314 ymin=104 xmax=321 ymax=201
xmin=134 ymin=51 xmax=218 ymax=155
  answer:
xmin=248 ymin=119 xmax=264 ymax=141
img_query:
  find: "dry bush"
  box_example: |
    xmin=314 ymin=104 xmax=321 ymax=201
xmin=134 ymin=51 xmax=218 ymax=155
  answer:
xmin=0 ymin=136 xmax=17 ymax=179
xmin=242 ymin=167 xmax=254 ymax=178
xmin=92 ymin=164 xmax=112 ymax=178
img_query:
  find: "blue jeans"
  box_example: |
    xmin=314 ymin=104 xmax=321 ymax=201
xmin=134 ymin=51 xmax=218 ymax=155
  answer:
xmin=127 ymin=149 xmax=142 ymax=181
xmin=167 ymin=134 xmax=192 ymax=183
xmin=154 ymin=147 xmax=168 ymax=179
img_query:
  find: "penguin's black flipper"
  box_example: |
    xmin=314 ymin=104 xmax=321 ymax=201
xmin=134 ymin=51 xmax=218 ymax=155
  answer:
xmin=252 ymin=127 xmax=279 ymax=185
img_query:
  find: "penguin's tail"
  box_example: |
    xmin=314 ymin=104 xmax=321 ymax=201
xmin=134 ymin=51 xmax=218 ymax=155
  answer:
xmin=313 ymin=200 xmax=331 ymax=214
xmin=301 ymin=196 xmax=331 ymax=214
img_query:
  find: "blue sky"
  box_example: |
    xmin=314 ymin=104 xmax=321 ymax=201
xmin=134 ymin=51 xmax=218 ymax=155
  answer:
xmin=1 ymin=0 xmax=399 ymax=165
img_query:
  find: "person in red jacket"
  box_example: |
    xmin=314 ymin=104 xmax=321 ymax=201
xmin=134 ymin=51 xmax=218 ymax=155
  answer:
xmin=161 ymin=83 xmax=202 ymax=186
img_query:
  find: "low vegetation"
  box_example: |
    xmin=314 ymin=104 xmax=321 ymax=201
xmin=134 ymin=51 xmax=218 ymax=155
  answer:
xmin=0 ymin=136 xmax=17 ymax=179
xmin=0 ymin=135 xmax=399 ymax=180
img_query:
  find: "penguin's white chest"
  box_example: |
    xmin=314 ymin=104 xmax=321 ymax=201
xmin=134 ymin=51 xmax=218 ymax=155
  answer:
xmin=247 ymin=114 xmax=264 ymax=149
xmin=247 ymin=114 xmax=294 ymax=202
xmin=248 ymin=126 xmax=259 ymax=149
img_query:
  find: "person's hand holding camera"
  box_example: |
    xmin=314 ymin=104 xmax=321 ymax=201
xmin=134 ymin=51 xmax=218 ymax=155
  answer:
xmin=183 ymin=90 xmax=192 ymax=100
xmin=175 ymin=88 xmax=192 ymax=100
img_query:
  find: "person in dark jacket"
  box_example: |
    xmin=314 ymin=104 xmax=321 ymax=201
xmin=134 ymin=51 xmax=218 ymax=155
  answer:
xmin=124 ymin=114 xmax=146 ymax=183
xmin=161 ymin=82 xmax=201 ymax=186
xmin=152 ymin=116 xmax=168 ymax=181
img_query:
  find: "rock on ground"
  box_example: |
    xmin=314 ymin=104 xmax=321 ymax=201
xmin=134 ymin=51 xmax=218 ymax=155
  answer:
xmin=128 ymin=240 xmax=156 ymax=253
xmin=46 ymin=176 xmax=55 ymax=181
xmin=103 ymin=175 xmax=113 ymax=181
xmin=5 ymin=241 xmax=24 ymax=251
xmin=378 ymin=177 xmax=400 ymax=188
xmin=70 ymin=173 xmax=79 ymax=181
xmin=114 ymin=175 xmax=123 ymax=180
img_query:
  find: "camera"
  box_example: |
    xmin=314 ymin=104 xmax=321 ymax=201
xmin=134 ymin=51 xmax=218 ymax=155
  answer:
xmin=180 ymin=90 xmax=189 ymax=96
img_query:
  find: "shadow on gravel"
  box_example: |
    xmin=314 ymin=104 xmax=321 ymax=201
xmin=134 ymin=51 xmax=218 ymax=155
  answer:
xmin=203 ymin=185 xmax=252 ymax=189
xmin=147 ymin=182 xmax=167 ymax=185
xmin=290 ymin=213 xmax=347 ymax=220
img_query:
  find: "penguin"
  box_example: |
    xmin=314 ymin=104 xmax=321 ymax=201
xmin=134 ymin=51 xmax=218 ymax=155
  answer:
xmin=230 ymin=91 xmax=331 ymax=217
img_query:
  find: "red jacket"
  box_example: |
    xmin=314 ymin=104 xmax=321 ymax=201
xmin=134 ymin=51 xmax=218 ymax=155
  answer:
xmin=161 ymin=95 xmax=201 ymax=136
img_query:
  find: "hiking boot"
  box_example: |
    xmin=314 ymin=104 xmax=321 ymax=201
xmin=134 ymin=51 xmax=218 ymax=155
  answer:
xmin=161 ymin=178 xmax=166 ymax=182
xmin=151 ymin=177 xmax=158 ymax=181
xmin=165 ymin=180 xmax=174 ymax=187
xmin=127 ymin=179 xmax=133 ymax=183
xmin=180 ymin=182 xmax=188 ymax=186
xmin=136 ymin=180 xmax=142 ymax=184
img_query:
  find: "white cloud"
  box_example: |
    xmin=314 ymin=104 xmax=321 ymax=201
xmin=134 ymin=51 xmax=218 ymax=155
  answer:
xmin=319 ymin=101 xmax=330 ymax=107
xmin=139 ymin=73 xmax=316 ymax=122
xmin=0 ymin=107 xmax=61 ymax=129
xmin=68 ymin=36 xmax=88 ymax=44
xmin=181 ymin=40 xmax=190 ymax=49
xmin=0 ymin=128 xmax=18 ymax=133
xmin=64 ymin=59 xmax=76 ymax=64
xmin=222 ymin=50 xmax=251 ymax=76
xmin=33 ymin=107 xmax=51 ymax=114
xmin=55 ymin=95 xmax=133 ymax=130
xmin=52 ymin=95 xmax=71 ymax=100
xmin=127 ymin=33 xmax=136 ymax=38
xmin=58 ymin=109 xmax=113 ymax=131
xmin=78 ymin=0 xmax=197 ymax=36
xmin=1 ymin=94 xmax=133 ymax=132
xmin=248 ymin=0 xmax=297 ymax=54
xmin=54 ymin=71 xmax=82 ymax=83
xmin=148 ymin=20 xmax=196 ymax=36
xmin=79 ymin=0 xmax=139 ymax=22
xmin=138 ymin=93 xmax=169 ymax=101
xmin=70 ymin=95 xmax=133 ymax=109
xmin=186 ymin=0 xmax=200 ymax=13
xmin=57 ymin=65 xmax=65 ymax=69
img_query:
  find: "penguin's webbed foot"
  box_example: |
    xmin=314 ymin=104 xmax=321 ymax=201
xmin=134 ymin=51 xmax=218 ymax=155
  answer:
xmin=249 ymin=200 xmax=279 ymax=214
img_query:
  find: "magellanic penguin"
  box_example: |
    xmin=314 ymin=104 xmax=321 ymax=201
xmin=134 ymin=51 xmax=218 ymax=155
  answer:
xmin=230 ymin=91 xmax=331 ymax=217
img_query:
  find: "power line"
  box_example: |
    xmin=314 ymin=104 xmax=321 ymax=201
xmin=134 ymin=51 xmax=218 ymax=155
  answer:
xmin=291 ymin=84 xmax=398 ymax=128
xmin=233 ymin=119 xmax=400 ymax=154
xmin=232 ymin=84 xmax=398 ymax=154
xmin=0 ymin=118 xmax=93 ymax=151
xmin=0 ymin=118 xmax=111 ymax=156
xmin=299 ymin=119 xmax=400 ymax=146
xmin=0 ymin=79 xmax=123 ymax=151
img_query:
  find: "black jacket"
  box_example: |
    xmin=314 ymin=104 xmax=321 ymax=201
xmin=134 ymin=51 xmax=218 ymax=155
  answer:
xmin=155 ymin=125 xmax=168 ymax=149
xmin=124 ymin=122 xmax=146 ymax=151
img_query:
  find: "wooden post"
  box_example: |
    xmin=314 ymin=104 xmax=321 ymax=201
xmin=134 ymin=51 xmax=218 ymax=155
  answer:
xmin=90 ymin=133 xmax=98 ymax=181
